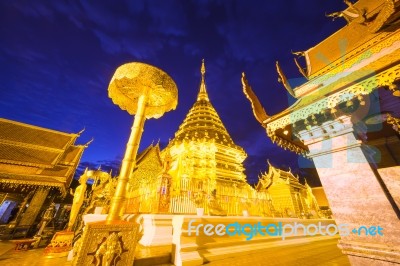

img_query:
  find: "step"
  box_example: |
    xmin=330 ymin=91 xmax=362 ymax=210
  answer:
xmin=134 ymin=245 xmax=172 ymax=266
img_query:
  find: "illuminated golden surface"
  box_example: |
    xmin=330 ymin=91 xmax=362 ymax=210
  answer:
xmin=108 ymin=62 xmax=178 ymax=119
xmin=76 ymin=62 xmax=177 ymax=266
xmin=0 ymin=238 xmax=349 ymax=266
xmin=126 ymin=61 xmax=322 ymax=218
xmin=257 ymin=163 xmax=321 ymax=218
xmin=83 ymin=170 xmax=115 ymax=215
xmin=107 ymin=62 xmax=178 ymax=221
xmin=165 ymin=60 xmax=249 ymax=215
xmin=73 ymin=221 xmax=140 ymax=266
xmin=0 ymin=118 xmax=86 ymax=196
xmin=205 ymin=237 xmax=349 ymax=265
xmin=305 ymin=0 xmax=397 ymax=79
xmin=43 ymin=231 xmax=74 ymax=258
xmin=67 ymin=172 xmax=87 ymax=231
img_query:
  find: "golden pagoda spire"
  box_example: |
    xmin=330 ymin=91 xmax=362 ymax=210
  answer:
xmin=197 ymin=59 xmax=209 ymax=101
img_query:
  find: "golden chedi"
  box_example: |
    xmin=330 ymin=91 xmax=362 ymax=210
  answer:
xmin=162 ymin=60 xmax=261 ymax=216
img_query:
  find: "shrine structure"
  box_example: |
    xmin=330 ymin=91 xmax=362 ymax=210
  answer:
xmin=242 ymin=0 xmax=400 ymax=264
xmin=0 ymin=118 xmax=87 ymax=237
xmin=125 ymin=60 xmax=322 ymax=218
xmin=256 ymin=162 xmax=321 ymax=218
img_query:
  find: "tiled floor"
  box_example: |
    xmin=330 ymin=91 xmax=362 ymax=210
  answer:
xmin=207 ymin=237 xmax=350 ymax=266
xmin=0 ymin=241 xmax=71 ymax=266
xmin=0 ymin=238 xmax=349 ymax=266
xmin=0 ymin=241 xmax=171 ymax=266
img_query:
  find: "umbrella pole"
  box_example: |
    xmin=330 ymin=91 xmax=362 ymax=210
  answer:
xmin=107 ymin=91 xmax=148 ymax=221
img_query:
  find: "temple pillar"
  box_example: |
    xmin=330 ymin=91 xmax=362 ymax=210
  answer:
xmin=0 ymin=193 xmax=7 ymax=205
xmin=19 ymin=188 xmax=50 ymax=227
xmin=297 ymin=115 xmax=400 ymax=265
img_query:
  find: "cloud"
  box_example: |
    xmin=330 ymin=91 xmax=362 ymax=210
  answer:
xmin=8 ymin=2 xmax=55 ymax=19
xmin=184 ymin=44 xmax=201 ymax=56
xmin=51 ymin=1 xmax=189 ymax=59
xmin=92 ymin=30 xmax=121 ymax=55
xmin=74 ymin=157 xmax=122 ymax=180
xmin=146 ymin=1 xmax=188 ymax=37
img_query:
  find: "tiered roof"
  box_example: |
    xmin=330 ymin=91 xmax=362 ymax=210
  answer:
xmin=171 ymin=60 xmax=246 ymax=155
xmin=256 ymin=162 xmax=303 ymax=191
xmin=243 ymin=0 xmax=400 ymax=154
xmin=0 ymin=118 xmax=87 ymax=196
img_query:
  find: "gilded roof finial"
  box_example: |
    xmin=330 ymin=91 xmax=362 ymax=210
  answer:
xmin=197 ymin=59 xmax=209 ymax=101
xmin=201 ymin=59 xmax=205 ymax=77
xmin=77 ymin=127 xmax=86 ymax=136
xmin=83 ymin=138 xmax=94 ymax=147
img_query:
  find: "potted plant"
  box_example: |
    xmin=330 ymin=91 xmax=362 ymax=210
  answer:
xmin=194 ymin=193 xmax=204 ymax=216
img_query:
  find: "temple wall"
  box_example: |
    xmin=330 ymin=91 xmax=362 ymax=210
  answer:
xmin=126 ymin=174 xmax=276 ymax=217
xmin=377 ymin=166 xmax=400 ymax=213
xmin=267 ymin=184 xmax=296 ymax=217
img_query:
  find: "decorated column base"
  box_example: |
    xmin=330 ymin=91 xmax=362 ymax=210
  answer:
xmin=73 ymin=220 xmax=140 ymax=266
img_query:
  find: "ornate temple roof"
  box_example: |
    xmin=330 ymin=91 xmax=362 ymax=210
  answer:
xmin=243 ymin=0 xmax=400 ymax=155
xmin=0 ymin=118 xmax=87 ymax=196
xmin=130 ymin=143 xmax=163 ymax=187
xmin=171 ymin=60 xmax=246 ymax=154
xmin=256 ymin=162 xmax=303 ymax=191
xmin=135 ymin=143 xmax=162 ymax=167
xmin=0 ymin=118 xmax=79 ymax=168
xmin=305 ymin=0 xmax=400 ymax=79
xmin=0 ymin=118 xmax=76 ymax=148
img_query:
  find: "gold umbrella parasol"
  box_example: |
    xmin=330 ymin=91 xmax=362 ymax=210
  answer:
xmin=107 ymin=62 xmax=178 ymax=221
xmin=108 ymin=62 xmax=178 ymax=118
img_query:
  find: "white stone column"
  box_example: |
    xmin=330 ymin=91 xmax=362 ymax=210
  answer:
xmin=297 ymin=115 xmax=400 ymax=265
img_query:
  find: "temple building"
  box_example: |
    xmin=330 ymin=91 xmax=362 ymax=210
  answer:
xmin=256 ymin=162 xmax=321 ymax=218
xmin=311 ymin=186 xmax=331 ymax=218
xmin=242 ymin=0 xmax=400 ymax=264
xmin=0 ymin=118 xmax=87 ymax=237
xmin=126 ymin=61 xmax=323 ymax=218
xmin=125 ymin=143 xmax=163 ymax=213
xmin=162 ymin=60 xmax=260 ymax=216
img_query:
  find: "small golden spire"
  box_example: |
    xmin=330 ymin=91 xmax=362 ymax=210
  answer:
xmin=83 ymin=137 xmax=94 ymax=147
xmin=77 ymin=127 xmax=86 ymax=136
xmin=197 ymin=59 xmax=209 ymax=101
xmin=201 ymin=59 xmax=205 ymax=77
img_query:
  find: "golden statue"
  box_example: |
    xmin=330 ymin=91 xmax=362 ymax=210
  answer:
xmin=94 ymin=232 xmax=122 ymax=266
xmin=158 ymin=153 xmax=173 ymax=213
xmin=36 ymin=203 xmax=55 ymax=236
xmin=67 ymin=172 xmax=88 ymax=231
xmin=208 ymin=189 xmax=227 ymax=216
xmin=84 ymin=173 xmax=115 ymax=215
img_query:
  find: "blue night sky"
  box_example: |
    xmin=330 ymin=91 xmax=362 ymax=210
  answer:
xmin=0 ymin=1 xmax=347 ymax=185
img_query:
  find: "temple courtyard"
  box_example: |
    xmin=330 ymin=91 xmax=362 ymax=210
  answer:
xmin=0 ymin=236 xmax=349 ymax=266
xmin=0 ymin=0 xmax=399 ymax=264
